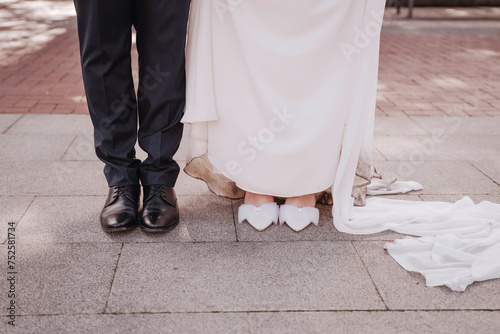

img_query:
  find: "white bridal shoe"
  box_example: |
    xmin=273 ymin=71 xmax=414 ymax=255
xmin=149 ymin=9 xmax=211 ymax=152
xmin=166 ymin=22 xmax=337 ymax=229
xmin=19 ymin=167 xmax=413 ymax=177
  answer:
xmin=238 ymin=202 xmax=279 ymax=231
xmin=279 ymin=205 xmax=320 ymax=232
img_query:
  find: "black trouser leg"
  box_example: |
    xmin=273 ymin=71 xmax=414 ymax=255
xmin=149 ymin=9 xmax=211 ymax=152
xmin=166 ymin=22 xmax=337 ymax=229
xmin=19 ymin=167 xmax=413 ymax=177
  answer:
xmin=134 ymin=0 xmax=191 ymax=187
xmin=74 ymin=0 xmax=140 ymax=186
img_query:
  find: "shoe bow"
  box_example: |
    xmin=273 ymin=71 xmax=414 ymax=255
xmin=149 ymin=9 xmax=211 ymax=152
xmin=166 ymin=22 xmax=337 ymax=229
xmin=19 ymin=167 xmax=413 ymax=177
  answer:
xmin=238 ymin=203 xmax=279 ymax=231
xmin=279 ymin=205 xmax=320 ymax=232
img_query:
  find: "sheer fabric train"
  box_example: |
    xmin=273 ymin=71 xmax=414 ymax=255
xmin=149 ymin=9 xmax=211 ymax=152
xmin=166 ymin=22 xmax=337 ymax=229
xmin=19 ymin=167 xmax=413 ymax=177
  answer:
xmin=182 ymin=0 xmax=500 ymax=291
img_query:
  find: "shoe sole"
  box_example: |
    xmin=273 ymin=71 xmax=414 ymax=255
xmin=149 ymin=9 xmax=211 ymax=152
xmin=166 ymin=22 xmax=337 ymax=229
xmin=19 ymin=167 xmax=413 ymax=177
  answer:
xmin=139 ymin=218 xmax=180 ymax=233
xmin=101 ymin=225 xmax=138 ymax=233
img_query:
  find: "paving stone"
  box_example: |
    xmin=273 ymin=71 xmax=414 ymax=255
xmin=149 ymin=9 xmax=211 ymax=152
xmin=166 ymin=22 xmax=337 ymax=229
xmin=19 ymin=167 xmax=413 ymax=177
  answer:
xmin=470 ymin=160 xmax=500 ymax=185
xmin=3 ymin=243 xmax=121 ymax=316
xmin=0 ymin=133 xmax=74 ymax=161
xmin=354 ymin=241 xmax=500 ymax=310
xmin=61 ymin=134 xmax=97 ymax=161
xmin=16 ymin=195 xmax=236 ymax=244
xmin=11 ymin=311 xmax=500 ymax=334
xmin=0 ymin=160 xmax=106 ymax=196
xmin=0 ymin=195 xmax=34 ymax=244
xmin=248 ymin=311 xmax=500 ymax=334
xmin=173 ymin=195 xmax=237 ymax=242
xmin=13 ymin=313 xmax=250 ymax=334
xmin=132 ymin=143 xmax=149 ymax=162
xmin=107 ymin=242 xmax=384 ymax=313
xmin=0 ymin=114 xmax=22 ymax=133
xmin=175 ymin=168 xmax=213 ymax=196
xmin=375 ymin=135 xmax=500 ymax=162
xmin=410 ymin=117 xmax=500 ymax=137
xmin=15 ymin=196 xmax=108 ymax=244
xmin=372 ymin=147 xmax=386 ymax=161
xmin=374 ymin=161 xmax=500 ymax=195
xmin=6 ymin=114 xmax=92 ymax=135
xmin=374 ymin=116 xmax=428 ymax=136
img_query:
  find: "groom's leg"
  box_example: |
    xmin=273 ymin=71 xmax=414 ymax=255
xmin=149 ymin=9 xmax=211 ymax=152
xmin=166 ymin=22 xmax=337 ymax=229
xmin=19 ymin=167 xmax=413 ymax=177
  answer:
xmin=134 ymin=0 xmax=191 ymax=187
xmin=74 ymin=0 xmax=140 ymax=187
xmin=133 ymin=0 xmax=190 ymax=232
xmin=74 ymin=0 xmax=141 ymax=232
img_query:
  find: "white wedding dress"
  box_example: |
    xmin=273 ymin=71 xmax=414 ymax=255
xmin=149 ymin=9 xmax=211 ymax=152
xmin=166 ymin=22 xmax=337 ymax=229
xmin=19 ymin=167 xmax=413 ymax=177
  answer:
xmin=182 ymin=0 xmax=500 ymax=291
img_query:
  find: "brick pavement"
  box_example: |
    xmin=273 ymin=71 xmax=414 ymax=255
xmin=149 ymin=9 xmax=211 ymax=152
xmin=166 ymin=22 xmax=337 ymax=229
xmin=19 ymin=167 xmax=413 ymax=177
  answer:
xmin=0 ymin=3 xmax=499 ymax=116
xmin=377 ymin=33 xmax=500 ymax=117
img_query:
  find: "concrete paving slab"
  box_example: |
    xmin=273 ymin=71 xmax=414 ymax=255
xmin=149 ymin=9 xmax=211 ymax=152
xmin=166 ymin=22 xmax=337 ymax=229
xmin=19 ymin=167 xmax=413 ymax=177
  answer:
xmin=0 ymin=160 xmax=106 ymax=196
xmin=375 ymin=135 xmax=500 ymax=161
xmin=8 ymin=243 xmax=121 ymax=316
xmin=354 ymin=241 xmax=500 ymax=310
xmin=0 ymin=114 xmax=22 ymax=133
xmin=135 ymin=144 xmax=148 ymax=162
xmin=372 ymin=147 xmax=386 ymax=161
xmin=11 ymin=311 xmax=500 ymax=334
xmin=0 ymin=195 xmax=34 ymax=244
xmin=107 ymin=242 xmax=385 ymax=313
xmin=410 ymin=117 xmax=500 ymax=137
xmin=61 ymin=134 xmax=97 ymax=161
xmin=248 ymin=311 xmax=500 ymax=334
xmin=6 ymin=114 xmax=93 ymax=135
xmin=374 ymin=116 xmax=428 ymax=136
xmin=13 ymin=313 xmax=250 ymax=334
xmin=15 ymin=195 xmax=108 ymax=244
xmin=175 ymin=168 xmax=214 ymax=196
xmin=233 ymin=200 xmax=416 ymax=242
xmin=16 ymin=195 xmax=236 ymax=244
xmin=0 ymin=133 xmax=74 ymax=161
xmin=470 ymin=160 xmax=500 ymax=185
xmin=374 ymin=161 xmax=500 ymax=195
xmin=174 ymin=195 xmax=237 ymax=242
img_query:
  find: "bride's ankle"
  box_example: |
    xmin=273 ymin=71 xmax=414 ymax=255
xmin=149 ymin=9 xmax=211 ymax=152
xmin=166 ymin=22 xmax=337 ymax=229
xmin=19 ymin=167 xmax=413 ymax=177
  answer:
xmin=244 ymin=192 xmax=274 ymax=206
xmin=284 ymin=194 xmax=316 ymax=208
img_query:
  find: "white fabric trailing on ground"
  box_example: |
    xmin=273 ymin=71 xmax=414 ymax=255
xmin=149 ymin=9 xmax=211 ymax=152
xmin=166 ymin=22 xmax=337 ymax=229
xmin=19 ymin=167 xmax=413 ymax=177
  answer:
xmin=345 ymin=195 xmax=500 ymax=291
xmin=366 ymin=179 xmax=423 ymax=196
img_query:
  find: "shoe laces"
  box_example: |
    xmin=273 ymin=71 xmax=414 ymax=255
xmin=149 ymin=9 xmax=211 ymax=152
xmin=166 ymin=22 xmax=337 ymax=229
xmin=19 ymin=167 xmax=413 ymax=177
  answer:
xmin=147 ymin=185 xmax=167 ymax=197
xmin=114 ymin=186 xmax=136 ymax=198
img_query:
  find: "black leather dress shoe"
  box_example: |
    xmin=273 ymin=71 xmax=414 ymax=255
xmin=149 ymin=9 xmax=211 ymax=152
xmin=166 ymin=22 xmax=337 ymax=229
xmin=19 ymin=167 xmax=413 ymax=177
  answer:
xmin=100 ymin=185 xmax=140 ymax=232
xmin=140 ymin=185 xmax=179 ymax=232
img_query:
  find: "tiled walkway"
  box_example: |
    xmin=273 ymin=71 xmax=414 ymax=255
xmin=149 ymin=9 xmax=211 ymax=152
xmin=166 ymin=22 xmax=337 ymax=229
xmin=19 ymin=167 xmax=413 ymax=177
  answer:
xmin=1 ymin=3 xmax=500 ymax=333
